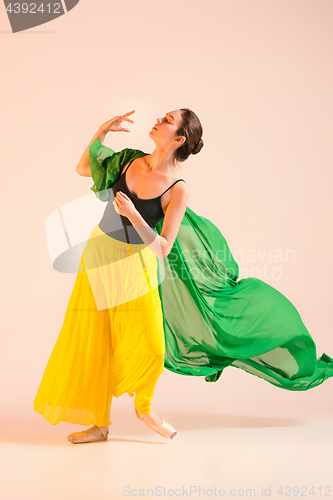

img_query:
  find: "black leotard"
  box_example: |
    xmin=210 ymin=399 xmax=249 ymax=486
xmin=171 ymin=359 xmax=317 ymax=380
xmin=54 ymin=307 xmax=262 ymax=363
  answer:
xmin=98 ymin=158 xmax=186 ymax=243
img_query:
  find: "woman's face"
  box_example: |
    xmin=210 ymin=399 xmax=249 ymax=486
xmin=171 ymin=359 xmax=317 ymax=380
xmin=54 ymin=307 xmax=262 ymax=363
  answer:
xmin=149 ymin=109 xmax=185 ymax=150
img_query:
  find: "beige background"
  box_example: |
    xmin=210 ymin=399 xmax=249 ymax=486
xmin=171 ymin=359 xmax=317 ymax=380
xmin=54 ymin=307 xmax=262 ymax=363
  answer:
xmin=0 ymin=1 xmax=332 ymax=498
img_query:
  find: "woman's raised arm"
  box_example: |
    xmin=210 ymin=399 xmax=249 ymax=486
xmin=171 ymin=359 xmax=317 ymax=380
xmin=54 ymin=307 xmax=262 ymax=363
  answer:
xmin=75 ymin=128 xmax=108 ymax=177
xmin=76 ymin=110 xmax=136 ymax=177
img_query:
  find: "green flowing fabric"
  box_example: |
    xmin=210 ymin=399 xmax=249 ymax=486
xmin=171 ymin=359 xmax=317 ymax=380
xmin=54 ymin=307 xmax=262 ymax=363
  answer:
xmin=89 ymin=138 xmax=333 ymax=391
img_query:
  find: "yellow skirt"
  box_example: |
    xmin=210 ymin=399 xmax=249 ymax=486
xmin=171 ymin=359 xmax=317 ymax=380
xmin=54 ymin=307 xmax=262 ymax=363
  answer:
xmin=33 ymin=224 xmax=165 ymax=427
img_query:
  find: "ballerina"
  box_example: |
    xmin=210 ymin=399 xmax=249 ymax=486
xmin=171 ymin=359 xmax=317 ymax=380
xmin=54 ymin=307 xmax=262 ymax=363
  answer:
xmin=34 ymin=107 xmax=333 ymax=444
xmin=33 ymin=108 xmax=201 ymax=443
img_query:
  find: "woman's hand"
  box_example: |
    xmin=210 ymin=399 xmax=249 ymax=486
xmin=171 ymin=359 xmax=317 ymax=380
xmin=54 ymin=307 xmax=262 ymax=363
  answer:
xmin=99 ymin=110 xmax=135 ymax=134
xmin=113 ymin=191 xmax=137 ymax=219
xmin=76 ymin=110 xmax=135 ymax=176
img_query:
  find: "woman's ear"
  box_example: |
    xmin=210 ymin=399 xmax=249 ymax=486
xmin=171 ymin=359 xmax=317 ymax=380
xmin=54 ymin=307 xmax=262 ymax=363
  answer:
xmin=175 ymin=135 xmax=186 ymax=146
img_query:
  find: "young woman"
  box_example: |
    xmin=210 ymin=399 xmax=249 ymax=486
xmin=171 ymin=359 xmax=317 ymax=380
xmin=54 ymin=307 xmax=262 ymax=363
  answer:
xmin=34 ymin=107 xmax=333 ymax=444
xmin=33 ymin=108 xmax=200 ymax=444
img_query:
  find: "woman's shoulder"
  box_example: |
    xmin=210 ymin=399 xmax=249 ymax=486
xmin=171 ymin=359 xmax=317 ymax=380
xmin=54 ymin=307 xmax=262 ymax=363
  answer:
xmin=171 ymin=177 xmax=189 ymax=196
xmin=118 ymin=147 xmax=149 ymax=165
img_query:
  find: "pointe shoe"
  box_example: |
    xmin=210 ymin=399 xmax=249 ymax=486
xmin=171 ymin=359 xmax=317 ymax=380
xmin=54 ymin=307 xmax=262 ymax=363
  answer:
xmin=67 ymin=425 xmax=109 ymax=444
xmin=135 ymin=409 xmax=177 ymax=439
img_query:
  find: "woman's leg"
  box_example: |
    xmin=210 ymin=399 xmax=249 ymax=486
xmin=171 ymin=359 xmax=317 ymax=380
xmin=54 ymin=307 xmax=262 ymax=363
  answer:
xmin=108 ymin=241 xmax=166 ymax=420
xmin=134 ymin=357 xmax=164 ymax=426
xmin=33 ymin=225 xmax=114 ymax=429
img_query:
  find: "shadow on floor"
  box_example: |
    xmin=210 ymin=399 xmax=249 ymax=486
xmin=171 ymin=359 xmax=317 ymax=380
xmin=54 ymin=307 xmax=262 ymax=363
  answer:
xmin=0 ymin=410 xmax=306 ymax=446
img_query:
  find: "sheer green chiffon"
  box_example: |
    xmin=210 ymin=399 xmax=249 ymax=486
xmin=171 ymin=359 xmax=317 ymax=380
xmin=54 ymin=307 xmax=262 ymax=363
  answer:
xmin=89 ymin=138 xmax=333 ymax=391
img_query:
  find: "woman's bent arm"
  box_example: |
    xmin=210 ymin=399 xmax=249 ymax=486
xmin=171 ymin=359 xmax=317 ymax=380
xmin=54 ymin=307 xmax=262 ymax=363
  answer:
xmin=75 ymin=128 xmax=108 ymax=177
xmin=76 ymin=112 xmax=135 ymax=177
xmin=127 ymin=182 xmax=190 ymax=259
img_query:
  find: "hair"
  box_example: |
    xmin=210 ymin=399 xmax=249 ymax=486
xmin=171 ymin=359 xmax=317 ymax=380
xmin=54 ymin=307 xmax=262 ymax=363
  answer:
xmin=174 ymin=108 xmax=204 ymax=163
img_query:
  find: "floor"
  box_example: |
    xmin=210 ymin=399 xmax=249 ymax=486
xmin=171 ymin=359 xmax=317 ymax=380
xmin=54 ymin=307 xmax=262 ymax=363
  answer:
xmin=1 ymin=367 xmax=332 ymax=500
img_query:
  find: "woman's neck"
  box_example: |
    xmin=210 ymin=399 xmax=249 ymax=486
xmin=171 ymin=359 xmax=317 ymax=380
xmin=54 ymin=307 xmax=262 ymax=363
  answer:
xmin=145 ymin=147 xmax=179 ymax=176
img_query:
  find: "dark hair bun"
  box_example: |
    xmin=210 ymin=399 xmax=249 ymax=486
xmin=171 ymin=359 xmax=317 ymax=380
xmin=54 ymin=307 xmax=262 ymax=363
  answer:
xmin=192 ymin=138 xmax=204 ymax=155
xmin=175 ymin=108 xmax=204 ymax=163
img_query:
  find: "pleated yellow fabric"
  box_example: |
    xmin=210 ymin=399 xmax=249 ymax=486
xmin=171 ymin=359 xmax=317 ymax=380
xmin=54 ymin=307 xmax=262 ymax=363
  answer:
xmin=33 ymin=224 xmax=165 ymax=426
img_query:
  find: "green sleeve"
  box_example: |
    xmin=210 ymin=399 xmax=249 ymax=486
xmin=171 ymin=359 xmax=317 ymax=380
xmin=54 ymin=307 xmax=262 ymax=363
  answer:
xmin=89 ymin=137 xmax=148 ymax=202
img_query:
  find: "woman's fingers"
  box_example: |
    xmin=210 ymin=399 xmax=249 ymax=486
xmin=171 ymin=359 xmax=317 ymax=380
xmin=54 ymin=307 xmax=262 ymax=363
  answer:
xmin=120 ymin=110 xmax=135 ymax=122
xmin=117 ymin=191 xmax=128 ymax=199
xmin=115 ymin=192 xmax=126 ymax=204
xmin=105 ymin=111 xmax=135 ymax=125
xmin=120 ymin=117 xmax=134 ymax=123
xmin=122 ymin=110 xmax=135 ymax=117
xmin=113 ymin=192 xmax=131 ymax=214
xmin=116 ymin=192 xmax=129 ymax=205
